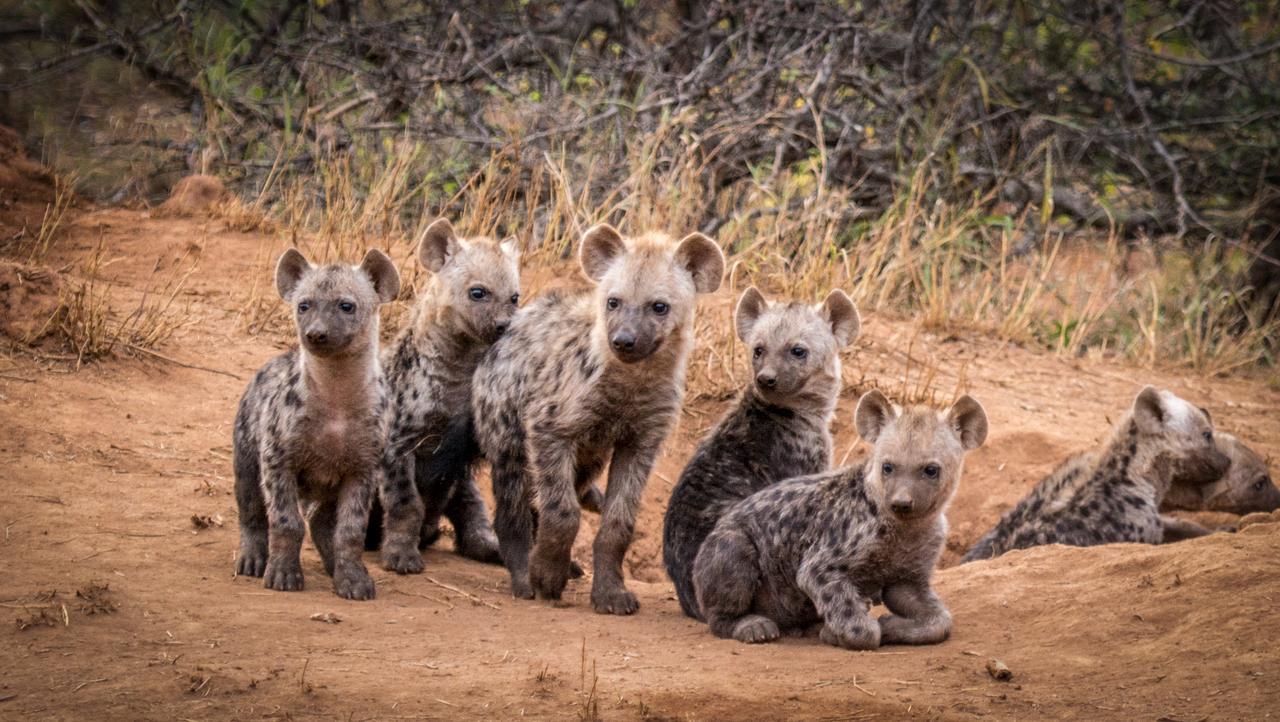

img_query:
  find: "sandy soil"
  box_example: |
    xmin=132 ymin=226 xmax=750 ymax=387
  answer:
xmin=1 ymin=170 xmax=1279 ymax=720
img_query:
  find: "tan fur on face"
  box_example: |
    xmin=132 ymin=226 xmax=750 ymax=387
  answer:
xmin=412 ymin=221 xmax=520 ymax=345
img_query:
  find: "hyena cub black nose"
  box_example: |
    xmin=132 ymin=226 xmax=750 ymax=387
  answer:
xmin=692 ymin=390 xmax=987 ymax=649
xmin=233 ymin=247 xmax=399 ymax=600
xmin=663 ymin=285 xmax=860 ymax=620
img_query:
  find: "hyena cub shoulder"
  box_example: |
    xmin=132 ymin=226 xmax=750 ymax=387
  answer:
xmin=233 ymin=248 xmax=400 ymax=600
xmin=473 ymin=223 xmax=725 ymax=614
xmin=374 ymin=218 xmax=519 ymax=574
xmin=663 ymin=286 xmax=860 ymax=619
xmin=694 ymin=391 xmax=987 ymax=648
xmin=963 ymin=386 xmax=1232 ymax=563
xmin=1162 ymin=432 xmax=1278 ymax=516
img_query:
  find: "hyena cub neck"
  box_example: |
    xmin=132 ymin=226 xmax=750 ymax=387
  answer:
xmin=962 ymin=386 xmax=1232 ymax=562
xmin=662 ymin=286 xmax=860 ymax=619
xmin=692 ymin=390 xmax=987 ymax=649
xmin=233 ymin=248 xmax=399 ymax=600
xmin=1163 ymin=432 xmax=1278 ymax=515
xmin=373 ymin=217 xmax=519 ymax=574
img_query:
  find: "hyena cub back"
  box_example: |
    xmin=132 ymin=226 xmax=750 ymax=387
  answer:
xmin=663 ymin=285 xmax=860 ymax=619
xmin=1162 ymin=432 xmax=1278 ymax=515
xmin=234 ymin=247 xmax=400 ymax=600
xmin=373 ymin=218 xmax=520 ymax=574
xmin=693 ymin=391 xmax=987 ymax=648
xmin=473 ymin=223 xmax=725 ymax=614
xmin=962 ymin=386 xmax=1232 ymax=563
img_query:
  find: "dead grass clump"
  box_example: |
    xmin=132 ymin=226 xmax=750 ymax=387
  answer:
xmin=74 ymin=582 xmax=118 ymax=616
xmin=0 ymin=261 xmax=63 ymax=344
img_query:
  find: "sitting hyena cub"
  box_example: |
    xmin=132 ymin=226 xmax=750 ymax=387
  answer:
xmin=1162 ymin=432 xmax=1278 ymax=516
xmin=694 ymin=390 xmax=988 ymax=647
xmin=663 ymin=286 xmax=860 ymax=619
xmin=473 ymin=223 xmax=725 ymax=614
xmin=373 ymin=218 xmax=519 ymax=574
xmin=963 ymin=386 xmax=1232 ymax=562
xmin=233 ymin=248 xmax=400 ymax=599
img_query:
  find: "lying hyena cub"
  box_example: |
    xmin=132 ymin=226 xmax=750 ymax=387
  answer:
xmin=1162 ymin=432 xmax=1278 ymax=517
xmin=663 ymin=286 xmax=860 ymax=619
xmin=694 ymin=390 xmax=987 ymax=647
xmin=233 ymin=248 xmax=400 ymax=599
xmin=963 ymin=387 xmax=1232 ymax=562
xmin=473 ymin=223 xmax=725 ymax=614
xmin=374 ymin=218 xmax=518 ymax=574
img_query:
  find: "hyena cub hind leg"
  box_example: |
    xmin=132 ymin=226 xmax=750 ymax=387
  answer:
xmin=233 ymin=428 xmax=268 ymax=578
xmin=695 ymin=527 xmax=779 ymax=643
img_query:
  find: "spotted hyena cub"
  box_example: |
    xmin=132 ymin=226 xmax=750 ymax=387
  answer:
xmin=473 ymin=223 xmax=725 ymax=614
xmin=1162 ymin=432 xmax=1278 ymax=516
xmin=963 ymin=387 xmax=1232 ymax=562
xmin=373 ymin=218 xmax=519 ymax=574
xmin=233 ymin=248 xmax=400 ymax=599
xmin=694 ymin=391 xmax=988 ymax=648
xmin=663 ymin=286 xmax=860 ymax=619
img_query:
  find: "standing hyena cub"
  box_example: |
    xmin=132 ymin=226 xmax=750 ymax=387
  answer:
xmin=473 ymin=223 xmax=725 ymax=614
xmin=663 ymin=286 xmax=860 ymax=619
xmin=373 ymin=218 xmax=519 ymax=574
xmin=694 ymin=391 xmax=988 ymax=648
xmin=233 ymin=248 xmax=400 ymax=599
xmin=962 ymin=386 xmax=1232 ymax=562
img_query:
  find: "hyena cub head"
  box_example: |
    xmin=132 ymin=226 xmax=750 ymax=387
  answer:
xmin=855 ymin=390 xmax=988 ymax=522
xmin=276 ymin=248 xmax=400 ymax=358
xmin=416 ymin=217 xmax=520 ymax=343
xmin=734 ymin=286 xmax=860 ymax=412
xmin=578 ymin=223 xmax=725 ymax=364
xmin=1200 ymin=433 xmax=1278 ymax=513
xmin=1131 ymin=386 xmax=1231 ymax=489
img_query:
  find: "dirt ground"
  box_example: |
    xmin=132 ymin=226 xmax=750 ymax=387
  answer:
xmin=2 ymin=168 xmax=1279 ymax=721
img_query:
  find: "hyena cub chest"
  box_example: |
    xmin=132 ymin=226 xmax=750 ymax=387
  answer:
xmin=292 ymin=392 xmax=384 ymax=490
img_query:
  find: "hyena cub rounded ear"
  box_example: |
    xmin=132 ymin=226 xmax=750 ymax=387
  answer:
xmin=1132 ymin=385 xmax=1166 ymax=435
xmin=417 ymin=218 xmax=459 ymax=273
xmin=734 ymin=287 xmax=768 ymax=342
xmin=674 ymin=232 xmax=725 ymax=294
xmin=275 ymin=248 xmax=312 ymax=300
xmin=820 ymin=289 xmax=861 ymax=347
xmin=855 ymin=389 xmax=898 ymax=444
xmin=579 ymin=223 xmax=626 ymax=281
xmin=947 ymin=395 xmax=989 ymax=450
xmin=499 ymin=236 xmax=521 ymax=260
xmin=359 ymin=248 xmax=401 ymax=304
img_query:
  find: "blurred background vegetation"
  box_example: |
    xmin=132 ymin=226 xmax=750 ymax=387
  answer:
xmin=1 ymin=0 xmax=1277 ymax=376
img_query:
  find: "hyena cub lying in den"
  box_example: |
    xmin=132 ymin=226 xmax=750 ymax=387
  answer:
xmin=473 ymin=223 xmax=725 ymax=614
xmin=963 ymin=387 xmax=1232 ymax=563
xmin=664 ymin=286 xmax=860 ymax=619
xmin=694 ymin=391 xmax=988 ymax=648
xmin=1162 ymin=432 xmax=1277 ymax=516
xmin=234 ymin=248 xmax=400 ymax=599
xmin=373 ymin=218 xmax=519 ymax=574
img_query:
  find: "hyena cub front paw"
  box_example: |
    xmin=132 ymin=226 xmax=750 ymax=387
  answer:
xmin=591 ymin=585 xmax=639 ymax=615
xmin=819 ymin=621 xmax=881 ymax=651
xmin=455 ymin=530 xmax=502 ymax=565
xmin=263 ymin=557 xmax=304 ymax=592
xmin=731 ymin=615 xmax=781 ymax=644
xmin=529 ymin=556 xmax=572 ymax=601
xmin=236 ymin=543 xmax=268 ymax=578
xmin=381 ymin=545 xmax=425 ymax=575
xmin=333 ymin=564 xmax=376 ymax=601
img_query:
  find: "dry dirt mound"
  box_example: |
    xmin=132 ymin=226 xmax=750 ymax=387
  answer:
xmin=157 ymin=174 xmax=228 ymax=216
xmin=0 ymin=260 xmax=62 ymax=342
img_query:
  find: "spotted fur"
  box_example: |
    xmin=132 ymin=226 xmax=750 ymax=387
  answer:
xmin=663 ymin=286 xmax=860 ymax=619
xmin=372 ymin=218 xmax=520 ymax=574
xmin=963 ymin=386 xmax=1233 ymax=562
xmin=233 ymin=248 xmax=400 ymax=600
xmin=693 ymin=391 xmax=988 ymax=648
xmin=472 ymin=224 xmax=725 ymax=614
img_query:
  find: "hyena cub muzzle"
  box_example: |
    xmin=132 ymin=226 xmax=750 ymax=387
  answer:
xmin=473 ymin=223 xmax=725 ymax=614
xmin=233 ymin=247 xmax=400 ymax=600
xmin=693 ymin=390 xmax=988 ymax=649
xmin=373 ymin=218 xmax=520 ymax=575
xmin=1162 ymin=432 xmax=1278 ymax=516
xmin=663 ymin=285 xmax=860 ymax=619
